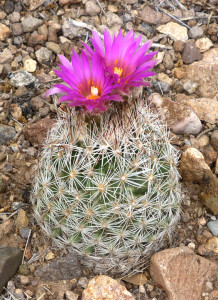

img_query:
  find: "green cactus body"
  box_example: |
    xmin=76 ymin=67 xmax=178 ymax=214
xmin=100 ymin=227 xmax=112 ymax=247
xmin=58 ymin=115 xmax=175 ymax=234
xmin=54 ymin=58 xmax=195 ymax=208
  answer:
xmin=32 ymin=101 xmax=181 ymax=274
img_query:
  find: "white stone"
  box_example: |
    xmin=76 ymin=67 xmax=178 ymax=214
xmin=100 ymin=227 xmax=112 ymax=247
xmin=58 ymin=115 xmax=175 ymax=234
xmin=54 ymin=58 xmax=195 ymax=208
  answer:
xmin=195 ymin=37 xmax=213 ymax=52
xmin=157 ymin=22 xmax=188 ymax=42
xmin=23 ymin=58 xmax=37 ymax=73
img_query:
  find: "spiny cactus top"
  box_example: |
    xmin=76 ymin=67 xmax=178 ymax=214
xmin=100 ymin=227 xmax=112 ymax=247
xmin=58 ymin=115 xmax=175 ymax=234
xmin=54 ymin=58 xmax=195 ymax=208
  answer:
xmin=32 ymin=101 xmax=181 ymax=274
xmin=45 ymin=29 xmax=157 ymax=113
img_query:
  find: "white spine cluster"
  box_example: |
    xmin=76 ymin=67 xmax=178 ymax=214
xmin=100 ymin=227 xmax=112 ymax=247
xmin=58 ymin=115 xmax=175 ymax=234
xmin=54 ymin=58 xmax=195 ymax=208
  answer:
xmin=32 ymin=100 xmax=181 ymax=274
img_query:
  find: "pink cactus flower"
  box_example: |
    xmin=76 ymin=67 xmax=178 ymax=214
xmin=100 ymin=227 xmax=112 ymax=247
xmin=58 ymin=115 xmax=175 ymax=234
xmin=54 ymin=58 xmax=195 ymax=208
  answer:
xmin=83 ymin=30 xmax=158 ymax=93
xmin=45 ymin=50 xmax=122 ymax=112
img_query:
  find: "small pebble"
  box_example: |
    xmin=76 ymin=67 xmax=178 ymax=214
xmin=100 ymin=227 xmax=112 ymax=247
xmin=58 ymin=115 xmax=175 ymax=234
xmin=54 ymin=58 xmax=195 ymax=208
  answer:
xmin=19 ymin=275 xmax=30 ymax=285
xmin=77 ymin=277 xmax=89 ymax=288
xmin=18 ymin=264 xmax=29 ymax=276
xmin=188 ymin=26 xmax=204 ymax=39
xmin=45 ymin=251 xmax=55 ymax=260
xmin=19 ymin=227 xmax=31 ymax=239
xmin=207 ymin=220 xmax=218 ymax=237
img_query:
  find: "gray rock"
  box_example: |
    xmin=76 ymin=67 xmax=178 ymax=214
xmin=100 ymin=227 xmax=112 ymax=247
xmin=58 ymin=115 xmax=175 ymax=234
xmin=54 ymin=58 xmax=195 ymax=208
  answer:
xmin=148 ymin=93 xmax=202 ymax=135
xmin=154 ymin=81 xmax=170 ymax=93
xmin=0 ymin=247 xmax=23 ymax=294
xmin=65 ymin=291 xmax=79 ymax=300
xmin=0 ymin=48 xmax=14 ymax=64
xmin=207 ymin=220 xmax=218 ymax=237
xmin=11 ymin=23 xmax=23 ymax=36
xmin=35 ymin=47 xmax=52 ymax=65
xmin=182 ymin=41 xmax=203 ymax=64
xmin=188 ymin=26 xmax=204 ymax=39
xmin=183 ymin=80 xmax=198 ymax=94
xmin=46 ymin=42 xmax=61 ymax=54
xmin=0 ymin=124 xmax=16 ymax=145
xmin=9 ymin=12 xmax=20 ymax=23
xmin=34 ymin=252 xmax=82 ymax=281
xmin=85 ymin=0 xmax=100 ymax=16
xmin=21 ymin=17 xmax=43 ymax=33
xmin=62 ymin=19 xmax=82 ymax=39
xmin=106 ymin=11 xmax=123 ymax=27
xmin=19 ymin=227 xmax=31 ymax=239
xmin=141 ymin=22 xmax=154 ymax=35
xmin=163 ymin=52 xmax=174 ymax=70
xmin=10 ymin=70 xmax=37 ymax=87
xmin=211 ymin=130 xmax=218 ymax=152
xmin=13 ymin=36 xmax=23 ymax=45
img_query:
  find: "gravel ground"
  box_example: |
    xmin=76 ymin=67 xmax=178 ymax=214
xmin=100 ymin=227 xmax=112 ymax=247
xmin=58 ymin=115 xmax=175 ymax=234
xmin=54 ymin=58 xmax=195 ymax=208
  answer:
xmin=0 ymin=0 xmax=217 ymax=299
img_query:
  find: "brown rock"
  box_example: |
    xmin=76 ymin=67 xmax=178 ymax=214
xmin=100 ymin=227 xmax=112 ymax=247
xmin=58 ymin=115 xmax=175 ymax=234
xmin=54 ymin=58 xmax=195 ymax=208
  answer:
xmin=23 ymin=118 xmax=56 ymax=146
xmin=139 ymin=6 xmax=172 ymax=25
xmin=11 ymin=23 xmax=23 ymax=36
xmin=182 ymin=41 xmax=203 ymax=64
xmin=197 ymin=237 xmax=218 ymax=256
xmin=184 ymin=48 xmax=218 ymax=98
xmin=0 ymin=219 xmax=14 ymax=239
xmin=38 ymin=24 xmax=48 ymax=40
xmin=48 ymin=27 xmax=58 ymax=43
xmin=30 ymin=96 xmax=44 ymax=110
xmin=82 ymin=275 xmax=134 ymax=300
xmin=173 ymin=68 xmax=186 ymax=79
xmin=201 ymin=145 xmax=217 ymax=167
xmin=173 ymin=40 xmax=185 ymax=52
xmin=0 ymin=48 xmax=14 ymax=64
xmin=175 ymin=94 xmax=218 ymax=124
xmin=30 ymin=0 xmax=46 ymax=10
xmin=15 ymin=209 xmax=29 ymax=229
xmin=209 ymin=290 xmax=218 ymax=300
xmin=0 ymin=24 xmax=11 ymax=41
xmin=148 ymin=93 xmax=202 ymax=135
xmin=211 ymin=130 xmax=218 ymax=152
xmin=122 ymin=274 xmax=147 ymax=285
xmin=150 ymin=247 xmax=217 ymax=300
xmin=59 ymin=0 xmax=81 ymax=4
xmin=35 ymin=73 xmax=53 ymax=83
xmin=180 ymin=147 xmax=211 ymax=183
xmin=28 ymin=34 xmax=46 ymax=47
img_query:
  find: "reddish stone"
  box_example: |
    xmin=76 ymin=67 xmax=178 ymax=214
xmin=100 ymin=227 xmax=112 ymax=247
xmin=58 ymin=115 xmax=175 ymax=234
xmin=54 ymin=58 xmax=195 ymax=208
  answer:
xmin=182 ymin=41 xmax=203 ymax=64
xmin=23 ymin=118 xmax=56 ymax=146
xmin=150 ymin=247 xmax=217 ymax=300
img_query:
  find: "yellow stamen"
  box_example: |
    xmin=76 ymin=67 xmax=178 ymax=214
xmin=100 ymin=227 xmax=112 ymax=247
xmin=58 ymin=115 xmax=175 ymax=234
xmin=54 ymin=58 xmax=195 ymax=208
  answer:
xmin=114 ymin=67 xmax=123 ymax=77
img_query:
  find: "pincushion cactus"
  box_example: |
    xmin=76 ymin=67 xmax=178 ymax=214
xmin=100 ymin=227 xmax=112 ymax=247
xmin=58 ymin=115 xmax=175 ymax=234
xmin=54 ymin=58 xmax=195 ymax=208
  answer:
xmin=32 ymin=100 xmax=181 ymax=274
xmin=32 ymin=29 xmax=182 ymax=274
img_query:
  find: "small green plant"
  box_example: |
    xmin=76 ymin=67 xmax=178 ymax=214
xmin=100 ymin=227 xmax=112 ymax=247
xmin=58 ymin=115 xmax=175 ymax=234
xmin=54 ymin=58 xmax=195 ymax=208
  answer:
xmin=32 ymin=101 xmax=181 ymax=274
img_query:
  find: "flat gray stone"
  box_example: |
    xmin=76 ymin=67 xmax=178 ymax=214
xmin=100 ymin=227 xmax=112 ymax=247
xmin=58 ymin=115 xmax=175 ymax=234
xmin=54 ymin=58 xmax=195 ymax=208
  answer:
xmin=21 ymin=17 xmax=43 ymax=33
xmin=10 ymin=70 xmax=37 ymax=88
xmin=0 ymin=124 xmax=16 ymax=145
xmin=207 ymin=220 xmax=218 ymax=237
xmin=62 ymin=19 xmax=84 ymax=39
xmin=34 ymin=252 xmax=82 ymax=281
xmin=0 ymin=247 xmax=23 ymax=294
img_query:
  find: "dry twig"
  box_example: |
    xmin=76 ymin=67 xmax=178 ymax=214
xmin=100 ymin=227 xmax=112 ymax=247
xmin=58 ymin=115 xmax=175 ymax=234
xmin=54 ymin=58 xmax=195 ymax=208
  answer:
xmin=157 ymin=7 xmax=190 ymax=29
xmin=95 ymin=0 xmax=106 ymax=16
xmin=196 ymin=127 xmax=218 ymax=140
xmin=67 ymin=18 xmax=173 ymax=49
xmin=22 ymin=228 xmax=32 ymax=264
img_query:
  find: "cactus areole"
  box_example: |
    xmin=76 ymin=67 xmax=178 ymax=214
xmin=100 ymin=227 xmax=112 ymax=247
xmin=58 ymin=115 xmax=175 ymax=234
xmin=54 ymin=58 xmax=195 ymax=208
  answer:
xmin=33 ymin=30 xmax=181 ymax=274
